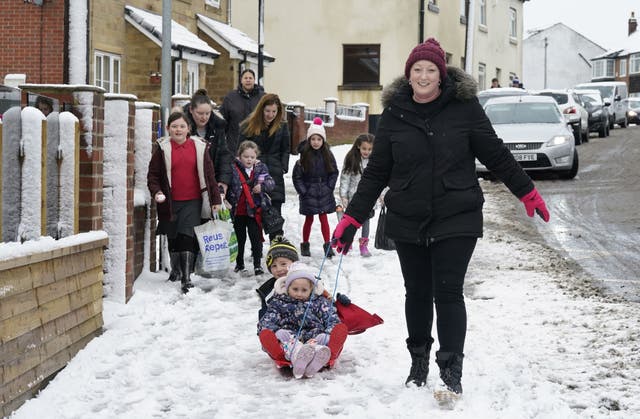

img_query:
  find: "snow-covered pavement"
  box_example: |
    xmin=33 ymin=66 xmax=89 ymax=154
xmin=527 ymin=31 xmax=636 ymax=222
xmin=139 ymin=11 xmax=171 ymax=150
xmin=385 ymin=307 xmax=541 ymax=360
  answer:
xmin=9 ymin=145 xmax=640 ymax=419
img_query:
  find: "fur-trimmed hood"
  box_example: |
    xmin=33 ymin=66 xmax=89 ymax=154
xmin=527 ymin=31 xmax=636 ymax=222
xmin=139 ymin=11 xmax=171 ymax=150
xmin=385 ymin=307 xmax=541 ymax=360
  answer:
xmin=381 ymin=66 xmax=478 ymax=109
xmin=273 ymin=275 xmax=325 ymax=296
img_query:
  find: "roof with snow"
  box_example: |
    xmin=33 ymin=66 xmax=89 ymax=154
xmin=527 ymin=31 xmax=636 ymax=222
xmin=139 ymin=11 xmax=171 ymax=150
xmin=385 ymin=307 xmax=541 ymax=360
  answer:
xmin=196 ymin=14 xmax=274 ymax=64
xmin=592 ymin=30 xmax=640 ymax=59
xmin=125 ymin=5 xmax=220 ymax=65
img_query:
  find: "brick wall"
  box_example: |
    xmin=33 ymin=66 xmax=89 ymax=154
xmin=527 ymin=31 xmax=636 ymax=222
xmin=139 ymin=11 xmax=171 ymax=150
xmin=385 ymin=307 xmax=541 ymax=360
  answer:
xmin=0 ymin=1 xmax=65 ymax=84
xmin=0 ymin=235 xmax=108 ymax=417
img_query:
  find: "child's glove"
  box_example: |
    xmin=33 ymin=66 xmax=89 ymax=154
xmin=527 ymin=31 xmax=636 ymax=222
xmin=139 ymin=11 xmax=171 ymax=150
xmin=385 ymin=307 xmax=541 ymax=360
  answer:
xmin=336 ymin=293 xmax=351 ymax=306
xmin=331 ymin=214 xmax=362 ymax=254
xmin=519 ymin=188 xmax=550 ymax=222
xmin=275 ymin=329 xmax=293 ymax=343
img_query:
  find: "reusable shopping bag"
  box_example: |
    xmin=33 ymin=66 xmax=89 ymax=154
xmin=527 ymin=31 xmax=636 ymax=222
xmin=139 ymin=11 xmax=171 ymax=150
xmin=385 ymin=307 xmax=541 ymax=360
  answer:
xmin=374 ymin=206 xmax=396 ymax=251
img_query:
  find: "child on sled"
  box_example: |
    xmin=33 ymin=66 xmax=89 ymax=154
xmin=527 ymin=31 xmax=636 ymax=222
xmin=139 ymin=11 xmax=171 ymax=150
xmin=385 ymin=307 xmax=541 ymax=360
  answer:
xmin=257 ymin=261 xmax=347 ymax=378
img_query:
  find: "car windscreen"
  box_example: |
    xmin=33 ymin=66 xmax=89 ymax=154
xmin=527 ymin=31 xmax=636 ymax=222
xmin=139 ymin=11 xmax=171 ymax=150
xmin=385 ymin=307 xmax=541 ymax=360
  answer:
xmin=485 ymin=102 xmax=563 ymax=124
xmin=577 ymin=85 xmax=614 ymax=101
xmin=577 ymin=93 xmax=601 ymax=105
xmin=538 ymin=92 xmax=568 ymax=105
xmin=627 ymin=99 xmax=640 ymax=110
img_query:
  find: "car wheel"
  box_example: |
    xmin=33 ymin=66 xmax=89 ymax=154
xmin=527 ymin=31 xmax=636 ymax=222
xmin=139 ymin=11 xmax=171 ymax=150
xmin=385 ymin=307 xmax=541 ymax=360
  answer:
xmin=598 ymin=124 xmax=606 ymax=137
xmin=573 ymin=126 xmax=582 ymax=145
xmin=619 ymin=115 xmax=628 ymax=128
xmin=605 ymin=123 xmax=610 ymax=137
xmin=559 ymin=149 xmax=579 ymax=180
xmin=582 ymin=123 xmax=589 ymax=143
xmin=609 ymin=114 xmax=615 ymax=129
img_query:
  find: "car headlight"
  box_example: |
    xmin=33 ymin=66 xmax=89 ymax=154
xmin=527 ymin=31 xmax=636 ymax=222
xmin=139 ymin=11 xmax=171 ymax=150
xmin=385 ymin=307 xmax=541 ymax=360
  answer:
xmin=629 ymin=110 xmax=638 ymax=117
xmin=545 ymin=136 xmax=569 ymax=147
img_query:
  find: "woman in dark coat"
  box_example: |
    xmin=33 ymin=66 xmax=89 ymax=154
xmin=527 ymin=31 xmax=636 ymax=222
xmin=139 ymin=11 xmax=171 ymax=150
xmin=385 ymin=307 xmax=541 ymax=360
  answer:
xmin=147 ymin=112 xmax=221 ymax=293
xmin=292 ymin=118 xmax=338 ymax=258
xmin=183 ymin=89 xmax=233 ymax=194
xmin=238 ymin=93 xmax=290 ymax=239
xmin=332 ymin=38 xmax=550 ymax=400
xmin=220 ymin=69 xmax=265 ymax=154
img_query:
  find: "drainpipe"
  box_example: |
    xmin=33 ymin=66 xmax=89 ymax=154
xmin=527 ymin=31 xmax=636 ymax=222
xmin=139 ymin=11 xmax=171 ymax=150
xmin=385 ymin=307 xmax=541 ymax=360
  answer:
xmin=543 ymin=37 xmax=548 ymax=89
xmin=418 ymin=0 xmax=425 ymax=44
xmin=464 ymin=0 xmax=475 ymax=74
xmin=160 ymin=0 xmax=172 ymax=132
xmin=227 ymin=0 xmax=232 ymax=25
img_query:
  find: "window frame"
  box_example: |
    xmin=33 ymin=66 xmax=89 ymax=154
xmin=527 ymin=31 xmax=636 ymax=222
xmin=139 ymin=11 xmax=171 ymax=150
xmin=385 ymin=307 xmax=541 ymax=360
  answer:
xmin=630 ymin=54 xmax=640 ymax=74
xmin=509 ymin=8 xmax=517 ymax=39
xmin=592 ymin=59 xmax=616 ymax=78
xmin=186 ymin=61 xmax=199 ymax=95
xmin=93 ymin=51 xmax=121 ymax=93
xmin=174 ymin=61 xmax=183 ymax=94
xmin=478 ymin=62 xmax=486 ymax=91
xmin=619 ymin=59 xmax=627 ymax=77
xmin=479 ymin=0 xmax=487 ymax=27
xmin=341 ymin=44 xmax=381 ymax=89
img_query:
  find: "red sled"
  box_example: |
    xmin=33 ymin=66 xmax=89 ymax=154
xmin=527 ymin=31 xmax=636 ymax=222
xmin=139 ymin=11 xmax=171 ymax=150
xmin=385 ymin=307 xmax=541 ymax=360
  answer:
xmin=259 ymin=323 xmax=348 ymax=368
xmin=335 ymin=297 xmax=384 ymax=335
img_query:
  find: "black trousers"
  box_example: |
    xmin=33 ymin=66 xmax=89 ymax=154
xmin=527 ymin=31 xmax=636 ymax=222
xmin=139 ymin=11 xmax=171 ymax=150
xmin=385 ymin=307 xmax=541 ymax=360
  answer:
xmin=233 ymin=215 xmax=263 ymax=268
xmin=395 ymin=237 xmax=477 ymax=353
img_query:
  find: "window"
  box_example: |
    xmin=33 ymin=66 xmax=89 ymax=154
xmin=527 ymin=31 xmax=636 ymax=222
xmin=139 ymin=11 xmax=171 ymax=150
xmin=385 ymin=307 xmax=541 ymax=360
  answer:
xmin=620 ymin=59 xmax=627 ymax=77
xmin=479 ymin=0 xmax=487 ymax=26
xmin=174 ymin=61 xmax=183 ymax=94
xmin=478 ymin=63 xmax=486 ymax=91
xmin=592 ymin=59 xmax=615 ymax=78
xmin=342 ymin=44 xmax=380 ymax=87
xmin=630 ymin=54 xmax=640 ymax=74
xmin=459 ymin=0 xmax=468 ymax=23
xmin=186 ymin=62 xmax=199 ymax=95
xmin=509 ymin=8 xmax=517 ymax=38
xmin=94 ymin=51 xmax=121 ymax=93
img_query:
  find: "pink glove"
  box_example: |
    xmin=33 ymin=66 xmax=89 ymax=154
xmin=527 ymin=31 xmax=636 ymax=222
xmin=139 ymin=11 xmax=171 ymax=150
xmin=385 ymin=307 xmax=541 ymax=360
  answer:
xmin=331 ymin=214 xmax=362 ymax=254
xmin=519 ymin=188 xmax=550 ymax=222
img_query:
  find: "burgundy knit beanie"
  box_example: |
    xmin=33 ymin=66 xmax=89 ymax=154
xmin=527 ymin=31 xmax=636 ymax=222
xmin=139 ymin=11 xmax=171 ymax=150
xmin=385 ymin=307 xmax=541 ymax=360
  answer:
xmin=404 ymin=38 xmax=447 ymax=81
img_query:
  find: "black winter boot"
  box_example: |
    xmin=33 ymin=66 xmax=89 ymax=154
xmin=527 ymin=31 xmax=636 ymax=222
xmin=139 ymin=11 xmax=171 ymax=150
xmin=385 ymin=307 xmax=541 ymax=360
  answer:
xmin=405 ymin=344 xmax=430 ymax=387
xmin=322 ymin=242 xmax=335 ymax=258
xmin=168 ymin=252 xmax=182 ymax=282
xmin=300 ymin=242 xmax=311 ymax=257
xmin=434 ymin=351 xmax=464 ymax=397
xmin=180 ymin=251 xmax=195 ymax=293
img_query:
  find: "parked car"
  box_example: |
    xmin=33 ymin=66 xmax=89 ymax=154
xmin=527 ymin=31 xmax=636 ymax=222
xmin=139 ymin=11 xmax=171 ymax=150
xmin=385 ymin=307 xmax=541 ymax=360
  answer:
xmin=477 ymin=87 xmax=531 ymax=107
xmin=477 ymin=95 xmax=578 ymax=180
xmin=537 ymin=89 xmax=589 ymax=145
xmin=574 ymin=89 xmax=610 ymax=137
xmin=574 ymin=81 xmax=629 ymax=128
xmin=623 ymin=97 xmax=640 ymax=125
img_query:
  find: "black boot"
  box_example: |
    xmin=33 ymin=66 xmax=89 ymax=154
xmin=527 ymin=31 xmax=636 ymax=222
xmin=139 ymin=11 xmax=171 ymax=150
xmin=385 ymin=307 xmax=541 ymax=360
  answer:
xmin=322 ymin=242 xmax=335 ymax=258
xmin=300 ymin=242 xmax=311 ymax=257
xmin=168 ymin=252 xmax=182 ymax=282
xmin=435 ymin=351 xmax=464 ymax=395
xmin=180 ymin=251 xmax=195 ymax=293
xmin=405 ymin=344 xmax=430 ymax=387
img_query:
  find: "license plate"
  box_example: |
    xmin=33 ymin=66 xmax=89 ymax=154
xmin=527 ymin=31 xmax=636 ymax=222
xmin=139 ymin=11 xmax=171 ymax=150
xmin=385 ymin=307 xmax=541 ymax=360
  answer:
xmin=514 ymin=153 xmax=537 ymax=162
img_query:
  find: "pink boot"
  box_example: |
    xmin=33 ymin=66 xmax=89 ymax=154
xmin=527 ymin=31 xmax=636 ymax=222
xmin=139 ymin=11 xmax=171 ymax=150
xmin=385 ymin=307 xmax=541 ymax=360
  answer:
xmin=359 ymin=238 xmax=371 ymax=257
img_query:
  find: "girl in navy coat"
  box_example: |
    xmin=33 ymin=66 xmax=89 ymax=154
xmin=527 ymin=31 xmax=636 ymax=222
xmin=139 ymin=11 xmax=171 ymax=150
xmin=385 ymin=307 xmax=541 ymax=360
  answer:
xmin=292 ymin=118 xmax=338 ymax=258
xmin=227 ymin=140 xmax=275 ymax=275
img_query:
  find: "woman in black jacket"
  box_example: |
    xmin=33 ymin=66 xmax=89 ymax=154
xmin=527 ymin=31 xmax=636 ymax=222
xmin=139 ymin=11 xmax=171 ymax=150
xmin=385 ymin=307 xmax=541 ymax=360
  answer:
xmin=332 ymin=38 xmax=550 ymax=401
xmin=220 ymin=69 xmax=265 ymax=154
xmin=238 ymin=93 xmax=291 ymax=239
xmin=183 ymin=89 xmax=233 ymax=194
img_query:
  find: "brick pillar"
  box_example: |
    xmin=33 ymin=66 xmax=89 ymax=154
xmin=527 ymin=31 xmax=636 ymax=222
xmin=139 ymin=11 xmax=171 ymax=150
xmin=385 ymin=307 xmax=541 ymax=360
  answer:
xmin=286 ymin=102 xmax=306 ymax=155
xmin=19 ymin=84 xmax=106 ymax=233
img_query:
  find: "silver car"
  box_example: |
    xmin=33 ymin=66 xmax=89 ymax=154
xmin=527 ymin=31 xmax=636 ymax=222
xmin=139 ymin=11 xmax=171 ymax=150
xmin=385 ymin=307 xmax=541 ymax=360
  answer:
xmin=537 ymin=89 xmax=589 ymax=145
xmin=476 ymin=95 xmax=578 ymax=180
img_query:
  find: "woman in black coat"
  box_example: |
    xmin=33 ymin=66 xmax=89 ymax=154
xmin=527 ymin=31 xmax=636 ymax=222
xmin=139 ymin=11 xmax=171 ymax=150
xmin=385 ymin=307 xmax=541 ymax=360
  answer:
xmin=183 ymin=89 xmax=233 ymax=194
xmin=238 ymin=93 xmax=291 ymax=239
xmin=332 ymin=38 xmax=550 ymax=400
xmin=220 ymin=69 xmax=265 ymax=155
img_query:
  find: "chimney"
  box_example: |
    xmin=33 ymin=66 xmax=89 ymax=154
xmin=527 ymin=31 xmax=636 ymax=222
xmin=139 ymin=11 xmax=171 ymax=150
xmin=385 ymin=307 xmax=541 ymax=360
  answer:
xmin=630 ymin=11 xmax=637 ymax=36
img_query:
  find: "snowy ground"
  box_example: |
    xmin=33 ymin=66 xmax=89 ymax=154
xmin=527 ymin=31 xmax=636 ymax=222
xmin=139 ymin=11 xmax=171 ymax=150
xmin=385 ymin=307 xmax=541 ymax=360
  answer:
xmin=9 ymin=145 xmax=640 ymax=419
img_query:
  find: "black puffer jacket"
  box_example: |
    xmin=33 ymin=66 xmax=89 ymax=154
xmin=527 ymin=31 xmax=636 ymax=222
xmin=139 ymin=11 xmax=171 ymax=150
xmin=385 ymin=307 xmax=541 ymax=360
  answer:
xmin=239 ymin=123 xmax=291 ymax=204
xmin=345 ymin=67 xmax=534 ymax=245
xmin=220 ymin=85 xmax=265 ymax=154
xmin=183 ymin=104 xmax=233 ymax=186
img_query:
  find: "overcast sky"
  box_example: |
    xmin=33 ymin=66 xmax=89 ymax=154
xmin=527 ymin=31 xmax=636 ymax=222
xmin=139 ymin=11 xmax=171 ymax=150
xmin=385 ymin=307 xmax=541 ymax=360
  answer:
xmin=524 ymin=0 xmax=638 ymax=50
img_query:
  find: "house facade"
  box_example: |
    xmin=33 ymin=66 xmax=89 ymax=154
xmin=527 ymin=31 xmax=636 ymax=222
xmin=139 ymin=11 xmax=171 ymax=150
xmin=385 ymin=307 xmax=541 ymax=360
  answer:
xmin=231 ymin=0 xmax=529 ymax=117
xmin=0 ymin=0 xmax=272 ymax=107
xmin=522 ymin=23 xmax=607 ymax=90
xmin=589 ymin=12 xmax=640 ymax=96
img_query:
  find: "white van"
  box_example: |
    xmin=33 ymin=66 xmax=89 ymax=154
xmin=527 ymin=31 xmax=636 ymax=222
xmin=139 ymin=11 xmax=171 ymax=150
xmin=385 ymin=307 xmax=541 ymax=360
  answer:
xmin=574 ymin=81 xmax=629 ymax=128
